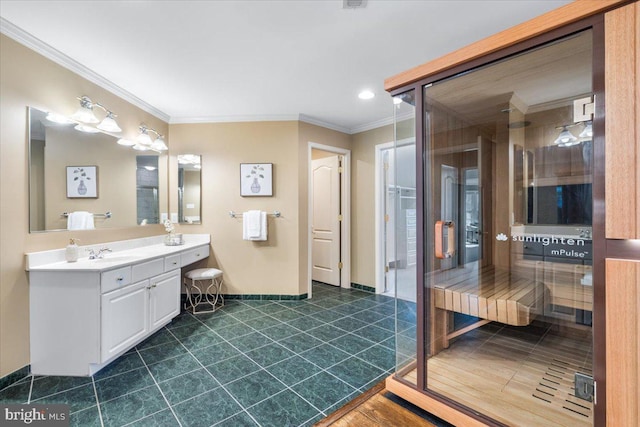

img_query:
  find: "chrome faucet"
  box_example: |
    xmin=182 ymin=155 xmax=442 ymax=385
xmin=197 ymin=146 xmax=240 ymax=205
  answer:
xmin=87 ymin=247 xmax=112 ymax=259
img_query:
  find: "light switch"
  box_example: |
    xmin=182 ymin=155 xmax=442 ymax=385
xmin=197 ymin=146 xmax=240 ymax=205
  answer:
xmin=170 ymin=213 xmax=178 ymax=223
xmin=186 ymin=203 xmax=195 ymax=209
xmin=160 ymin=213 xmax=168 ymax=222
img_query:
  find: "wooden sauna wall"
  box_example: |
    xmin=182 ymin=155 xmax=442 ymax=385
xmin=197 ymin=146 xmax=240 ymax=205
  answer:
xmin=605 ymin=3 xmax=639 ymax=427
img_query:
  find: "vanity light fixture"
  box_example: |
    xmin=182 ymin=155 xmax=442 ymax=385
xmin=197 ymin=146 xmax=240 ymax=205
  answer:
xmin=72 ymin=96 xmax=122 ymax=133
xmin=579 ymin=120 xmax=593 ymax=139
xmin=97 ymin=111 xmax=122 ymax=133
xmin=71 ymin=96 xmax=99 ymax=123
xmin=138 ymin=124 xmax=167 ymax=151
xmin=553 ymin=125 xmax=579 ymax=147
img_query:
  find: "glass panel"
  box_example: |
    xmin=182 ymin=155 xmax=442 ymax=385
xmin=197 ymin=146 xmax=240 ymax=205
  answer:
xmin=422 ymin=31 xmax=594 ymax=425
xmin=392 ymin=90 xmax=418 ymax=383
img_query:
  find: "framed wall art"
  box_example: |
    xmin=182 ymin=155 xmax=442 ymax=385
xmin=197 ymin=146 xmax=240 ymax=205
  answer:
xmin=66 ymin=165 xmax=98 ymax=198
xmin=240 ymin=163 xmax=273 ymax=196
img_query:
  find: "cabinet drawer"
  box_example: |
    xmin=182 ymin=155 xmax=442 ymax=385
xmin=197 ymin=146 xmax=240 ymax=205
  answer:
xmin=181 ymin=245 xmax=210 ymax=266
xmin=132 ymin=258 xmax=165 ymax=282
xmin=101 ymin=266 xmax=132 ymax=293
xmin=164 ymin=254 xmax=181 ymax=272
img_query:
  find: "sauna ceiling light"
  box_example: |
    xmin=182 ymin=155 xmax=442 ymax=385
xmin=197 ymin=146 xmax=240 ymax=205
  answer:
xmin=358 ymin=90 xmax=375 ymax=100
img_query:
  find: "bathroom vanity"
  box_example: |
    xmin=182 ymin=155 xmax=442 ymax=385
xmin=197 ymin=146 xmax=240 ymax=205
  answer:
xmin=25 ymin=234 xmax=210 ymax=376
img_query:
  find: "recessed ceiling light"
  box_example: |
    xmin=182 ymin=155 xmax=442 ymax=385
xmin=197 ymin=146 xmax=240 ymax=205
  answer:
xmin=144 ymin=166 xmax=157 ymax=171
xmin=358 ymin=90 xmax=375 ymax=100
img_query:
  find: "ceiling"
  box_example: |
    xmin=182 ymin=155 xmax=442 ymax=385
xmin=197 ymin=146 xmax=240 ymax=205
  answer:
xmin=0 ymin=0 xmax=571 ymax=134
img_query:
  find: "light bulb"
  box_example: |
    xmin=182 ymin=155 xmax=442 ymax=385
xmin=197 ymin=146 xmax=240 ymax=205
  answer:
xmin=74 ymin=124 xmax=100 ymax=133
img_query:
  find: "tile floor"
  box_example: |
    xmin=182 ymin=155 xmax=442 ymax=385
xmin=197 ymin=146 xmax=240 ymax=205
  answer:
xmin=0 ymin=283 xmax=401 ymax=427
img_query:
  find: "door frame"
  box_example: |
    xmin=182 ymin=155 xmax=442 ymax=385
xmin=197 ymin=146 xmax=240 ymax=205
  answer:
xmin=307 ymin=142 xmax=351 ymax=298
xmin=375 ymin=138 xmax=415 ymax=294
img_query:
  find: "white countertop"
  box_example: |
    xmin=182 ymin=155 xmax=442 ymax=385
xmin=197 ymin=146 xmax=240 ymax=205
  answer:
xmin=26 ymin=234 xmax=210 ymax=272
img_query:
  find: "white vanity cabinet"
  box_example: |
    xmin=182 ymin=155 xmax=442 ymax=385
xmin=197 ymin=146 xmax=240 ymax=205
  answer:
xmin=26 ymin=234 xmax=210 ymax=376
xmin=100 ymin=269 xmax=180 ymax=362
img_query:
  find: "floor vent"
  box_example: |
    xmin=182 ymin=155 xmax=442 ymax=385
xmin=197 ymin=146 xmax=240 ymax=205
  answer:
xmin=532 ymin=358 xmax=592 ymax=419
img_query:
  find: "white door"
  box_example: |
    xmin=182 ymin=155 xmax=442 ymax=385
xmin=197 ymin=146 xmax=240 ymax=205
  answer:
xmin=311 ymin=155 xmax=341 ymax=286
xmin=101 ymin=280 xmax=149 ymax=362
xmin=149 ymin=270 xmax=180 ymax=331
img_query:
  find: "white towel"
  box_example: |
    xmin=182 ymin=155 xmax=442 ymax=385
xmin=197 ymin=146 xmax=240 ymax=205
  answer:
xmin=242 ymin=210 xmax=267 ymax=241
xmin=67 ymin=211 xmax=95 ymax=230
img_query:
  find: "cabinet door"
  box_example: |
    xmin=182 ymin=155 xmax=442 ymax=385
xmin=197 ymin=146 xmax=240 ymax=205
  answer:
xmin=149 ymin=270 xmax=180 ymax=331
xmin=101 ymin=280 xmax=149 ymax=362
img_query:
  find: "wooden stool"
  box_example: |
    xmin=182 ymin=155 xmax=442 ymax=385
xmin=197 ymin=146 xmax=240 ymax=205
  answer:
xmin=183 ymin=268 xmax=224 ymax=314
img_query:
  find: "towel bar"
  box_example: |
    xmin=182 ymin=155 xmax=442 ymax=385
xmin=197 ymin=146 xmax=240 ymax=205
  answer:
xmin=229 ymin=210 xmax=281 ymax=218
xmin=61 ymin=211 xmax=112 ymax=218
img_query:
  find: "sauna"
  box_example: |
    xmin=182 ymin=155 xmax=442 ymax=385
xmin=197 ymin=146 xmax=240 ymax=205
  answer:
xmin=385 ymin=1 xmax=640 ymax=426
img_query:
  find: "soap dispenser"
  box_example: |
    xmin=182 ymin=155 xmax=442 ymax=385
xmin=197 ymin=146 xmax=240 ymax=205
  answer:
xmin=65 ymin=238 xmax=80 ymax=262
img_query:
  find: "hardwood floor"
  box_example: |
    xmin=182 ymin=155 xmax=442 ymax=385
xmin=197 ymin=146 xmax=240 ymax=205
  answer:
xmin=400 ymin=321 xmax=593 ymax=426
xmin=316 ymin=381 xmax=443 ymax=427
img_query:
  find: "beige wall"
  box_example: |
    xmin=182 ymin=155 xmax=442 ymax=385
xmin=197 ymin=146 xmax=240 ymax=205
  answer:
xmin=168 ymin=122 xmax=304 ymax=296
xmin=0 ymin=34 xmax=169 ymax=378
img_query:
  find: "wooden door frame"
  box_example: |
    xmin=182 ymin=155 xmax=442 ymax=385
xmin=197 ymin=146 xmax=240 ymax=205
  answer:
xmin=307 ymin=142 xmax=351 ymax=298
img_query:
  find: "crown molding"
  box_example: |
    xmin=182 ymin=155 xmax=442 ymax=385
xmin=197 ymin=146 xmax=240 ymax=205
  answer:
xmin=297 ymin=114 xmax=352 ymax=134
xmin=0 ymin=18 xmax=170 ymax=123
xmin=169 ymin=114 xmax=301 ymax=125
xmin=349 ymin=116 xmax=394 ymax=134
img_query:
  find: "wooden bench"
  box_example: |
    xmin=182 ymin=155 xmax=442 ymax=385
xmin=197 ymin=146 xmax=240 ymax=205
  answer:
xmin=432 ymin=265 xmax=543 ymax=329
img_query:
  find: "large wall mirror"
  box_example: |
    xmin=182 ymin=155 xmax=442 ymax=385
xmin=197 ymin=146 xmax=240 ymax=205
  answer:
xmin=177 ymin=154 xmax=201 ymax=224
xmin=28 ymin=107 xmax=168 ymax=232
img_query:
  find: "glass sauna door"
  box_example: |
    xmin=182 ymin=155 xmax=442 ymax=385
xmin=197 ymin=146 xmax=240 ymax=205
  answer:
xmin=421 ymin=30 xmax=594 ymax=426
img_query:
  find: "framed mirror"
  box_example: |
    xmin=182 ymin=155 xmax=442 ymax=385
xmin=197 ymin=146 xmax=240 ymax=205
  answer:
xmin=177 ymin=154 xmax=201 ymax=224
xmin=28 ymin=107 xmax=167 ymax=232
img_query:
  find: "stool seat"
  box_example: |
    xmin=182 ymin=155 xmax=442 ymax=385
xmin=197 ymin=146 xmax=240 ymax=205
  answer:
xmin=183 ymin=268 xmax=224 ymax=314
xmin=186 ymin=268 xmax=223 ymax=280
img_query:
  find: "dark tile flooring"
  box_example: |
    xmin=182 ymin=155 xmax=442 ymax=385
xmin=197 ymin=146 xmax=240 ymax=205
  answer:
xmin=0 ymin=283 xmax=400 ymax=427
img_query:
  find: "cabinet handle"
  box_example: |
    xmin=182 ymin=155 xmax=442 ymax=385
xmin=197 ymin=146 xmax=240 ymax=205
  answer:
xmin=116 ymin=276 xmax=124 ymax=282
xmin=172 ymin=261 xmax=177 ymax=265
xmin=196 ymin=253 xmax=200 ymax=257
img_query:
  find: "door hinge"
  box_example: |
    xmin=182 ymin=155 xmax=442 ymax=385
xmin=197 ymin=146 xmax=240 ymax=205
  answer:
xmin=384 ymin=214 xmax=389 ymax=222
xmin=338 ymin=262 xmax=343 ymax=269
xmin=384 ymin=162 xmax=389 ymax=171
xmin=575 ymin=373 xmax=595 ymax=403
xmin=338 ymin=214 xmax=343 ymax=221
xmin=385 ymin=265 xmax=389 ymax=273
xmin=573 ymin=96 xmax=594 ymax=122
xmin=338 ymin=166 xmax=343 ymax=173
